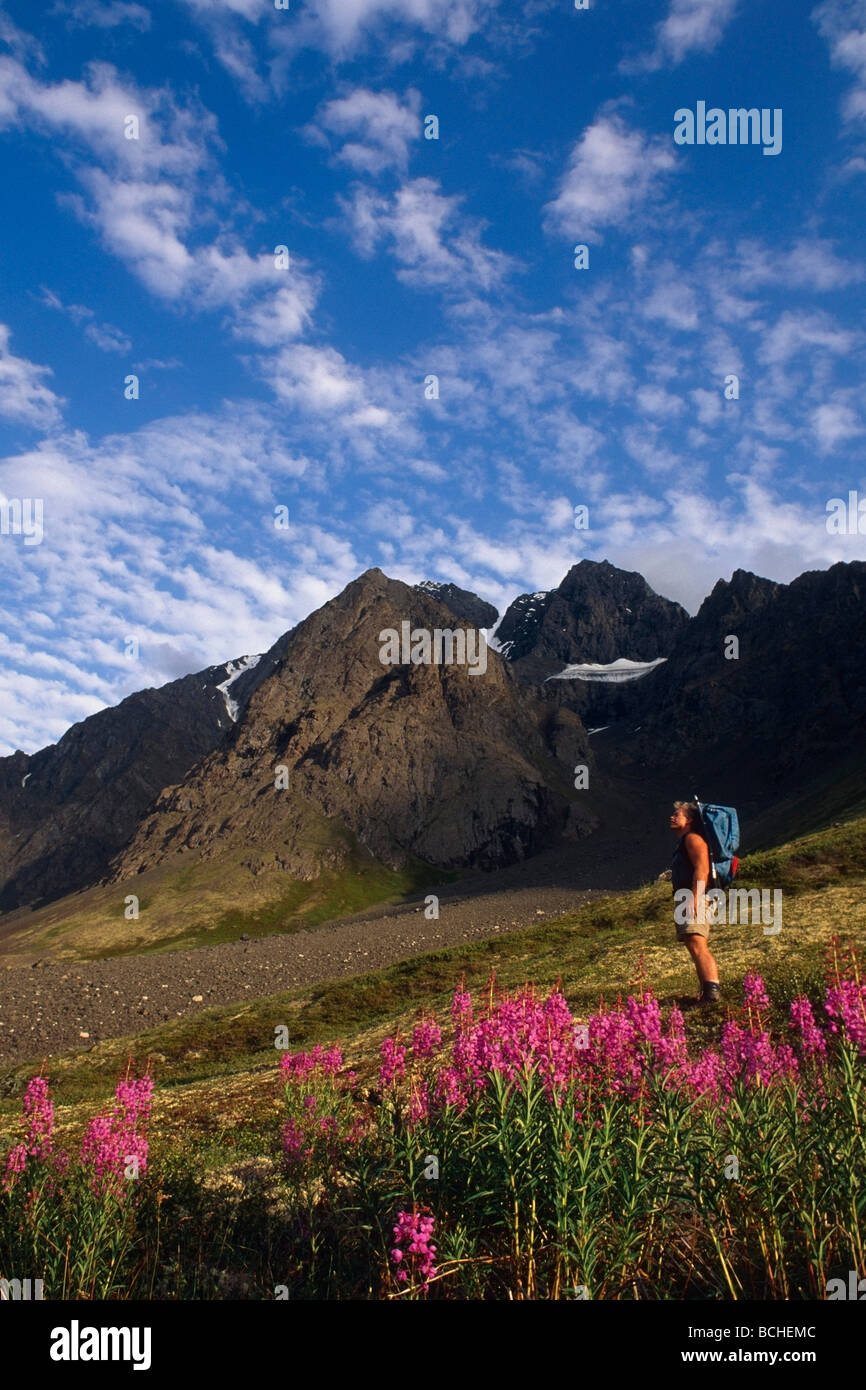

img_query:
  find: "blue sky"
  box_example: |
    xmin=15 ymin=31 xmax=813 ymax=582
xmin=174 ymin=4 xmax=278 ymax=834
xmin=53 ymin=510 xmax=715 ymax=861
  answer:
xmin=1 ymin=0 xmax=865 ymax=755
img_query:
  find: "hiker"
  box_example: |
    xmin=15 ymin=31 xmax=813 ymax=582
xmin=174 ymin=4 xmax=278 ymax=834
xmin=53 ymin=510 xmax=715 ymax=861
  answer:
xmin=669 ymin=801 xmax=721 ymax=1007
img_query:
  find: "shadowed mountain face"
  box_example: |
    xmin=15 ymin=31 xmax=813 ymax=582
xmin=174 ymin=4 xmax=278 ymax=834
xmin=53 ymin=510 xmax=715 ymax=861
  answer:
xmin=0 ymin=657 xmax=276 ymax=912
xmin=624 ymin=562 xmax=866 ymax=790
xmin=496 ymin=559 xmax=690 ymax=681
xmin=109 ymin=570 xmax=595 ymax=887
xmin=539 ymin=567 xmax=784 ymax=727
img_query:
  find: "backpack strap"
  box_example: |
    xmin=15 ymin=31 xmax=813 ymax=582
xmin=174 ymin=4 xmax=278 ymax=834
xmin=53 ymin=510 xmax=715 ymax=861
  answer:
xmin=692 ymin=795 xmax=718 ymax=890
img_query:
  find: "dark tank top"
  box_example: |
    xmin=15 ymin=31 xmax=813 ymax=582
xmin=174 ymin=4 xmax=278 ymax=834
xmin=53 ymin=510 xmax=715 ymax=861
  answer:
xmin=672 ymin=834 xmax=704 ymax=892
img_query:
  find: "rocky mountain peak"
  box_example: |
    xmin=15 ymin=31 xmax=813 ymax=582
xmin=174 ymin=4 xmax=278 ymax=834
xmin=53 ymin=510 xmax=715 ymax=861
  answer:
xmin=414 ymin=580 xmax=498 ymax=629
xmin=111 ymin=570 xmax=594 ymax=886
xmin=496 ymin=559 xmax=689 ymax=680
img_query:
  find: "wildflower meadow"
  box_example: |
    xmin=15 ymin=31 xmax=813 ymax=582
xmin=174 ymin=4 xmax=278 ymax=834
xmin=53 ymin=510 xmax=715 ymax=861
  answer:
xmin=2 ymin=944 xmax=864 ymax=1300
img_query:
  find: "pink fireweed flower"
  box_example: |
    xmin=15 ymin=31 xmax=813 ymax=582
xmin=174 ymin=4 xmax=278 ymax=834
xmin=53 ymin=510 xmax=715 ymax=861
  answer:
xmin=686 ymin=1049 xmax=725 ymax=1097
xmin=743 ymin=972 xmax=770 ymax=1014
xmin=281 ymin=1104 xmax=343 ymax=1166
xmin=3 ymin=1075 xmax=56 ymax=1188
xmin=22 ymin=1076 xmax=54 ymax=1157
xmin=411 ymin=1018 xmax=442 ymax=1060
xmin=789 ymin=996 xmax=827 ymax=1060
xmin=81 ymin=1115 xmax=123 ymax=1179
xmin=719 ymin=1021 xmax=798 ymax=1090
xmin=80 ymin=1072 xmax=152 ymax=1195
xmin=346 ymin=1114 xmax=370 ymax=1146
xmin=433 ymin=1066 xmax=468 ymax=1113
xmin=280 ymin=1044 xmax=344 ymax=1080
xmin=451 ymin=987 xmax=473 ymax=1033
xmin=282 ymin=1118 xmax=314 ymax=1165
xmin=80 ymin=1116 xmax=149 ymax=1194
xmin=656 ymin=1004 xmax=689 ymax=1074
xmin=391 ymin=1208 xmax=437 ymax=1292
xmin=279 ymin=1040 xmax=362 ymax=1170
xmin=114 ymin=1075 xmax=154 ymax=1127
xmin=825 ymin=979 xmax=866 ymax=1055
xmin=379 ymin=1037 xmax=406 ymax=1087
xmin=3 ymin=1144 xmax=28 ymax=1189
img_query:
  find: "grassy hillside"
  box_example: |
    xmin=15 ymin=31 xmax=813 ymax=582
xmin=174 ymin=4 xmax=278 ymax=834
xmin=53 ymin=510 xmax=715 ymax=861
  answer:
xmin=0 ymin=837 xmax=450 ymax=963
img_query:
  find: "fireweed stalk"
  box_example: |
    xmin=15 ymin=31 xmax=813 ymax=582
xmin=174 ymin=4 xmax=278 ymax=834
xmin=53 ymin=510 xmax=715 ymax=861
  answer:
xmin=80 ymin=1074 xmax=154 ymax=1195
xmin=3 ymin=1077 xmax=56 ymax=1185
xmin=1 ymin=1070 xmax=153 ymax=1298
xmin=280 ymin=1045 xmax=367 ymax=1176
xmin=390 ymin=1207 xmax=437 ymax=1294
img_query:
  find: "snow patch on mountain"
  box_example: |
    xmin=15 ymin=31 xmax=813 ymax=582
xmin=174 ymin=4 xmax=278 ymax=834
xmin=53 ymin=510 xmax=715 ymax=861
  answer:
xmin=547 ymin=657 xmax=667 ymax=683
xmin=485 ymin=611 xmax=507 ymax=653
xmin=216 ymin=655 xmax=262 ymax=722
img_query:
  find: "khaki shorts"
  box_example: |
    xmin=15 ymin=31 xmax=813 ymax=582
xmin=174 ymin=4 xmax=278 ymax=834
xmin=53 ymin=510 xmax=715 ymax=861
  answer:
xmin=676 ymin=919 xmax=710 ymax=943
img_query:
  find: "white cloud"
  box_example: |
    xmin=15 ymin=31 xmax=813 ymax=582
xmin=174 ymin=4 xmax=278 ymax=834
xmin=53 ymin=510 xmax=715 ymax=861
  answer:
xmin=492 ymin=147 xmax=547 ymax=186
xmin=210 ymin=29 xmax=270 ymax=104
xmin=361 ymin=472 xmax=866 ymax=623
xmin=757 ymin=310 xmax=857 ymax=366
xmin=84 ymin=320 xmax=132 ymax=353
xmin=172 ymin=1 xmax=270 ymax=101
xmin=636 ymin=384 xmax=686 ymax=418
xmin=0 ymin=404 xmax=363 ymax=753
xmin=0 ymin=58 xmax=210 ymax=178
xmin=56 ymin=1 xmax=152 ymax=29
xmin=273 ymin=0 xmax=499 ymax=62
xmin=543 ymin=116 xmax=677 ymax=239
xmin=176 ymin=0 xmax=507 ymax=95
xmin=306 ymin=87 xmax=422 ymax=175
xmin=180 ymin=0 xmax=263 ymax=18
xmin=0 ymin=325 xmax=64 ymax=429
xmin=622 ymin=0 xmax=740 ymax=73
xmin=691 ymin=388 xmax=723 ymax=427
xmin=269 ymin=344 xmax=365 ymax=413
xmin=642 ymin=272 xmax=700 ymax=331
xmin=0 ymin=58 xmax=319 ymax=344
xmin=811 ymin=399 xmax=863 ymax=452
xmin=75 ymin=170 xmax=195 ymax=299
xmin=0 ymin=8 xmax=45 ymax=62
xmin=814 ymin=0 xmax=866 ymax=122
xmin=233 ymin=282 xmax=318 ymax=348
xmin=342 ymin=177 xmax=513 ymax=293
xmin=622 ymin=426 xmax=683 ymax=477
xmin=731 ymin=236 xmax=864 ymax=291
xmin=39 ymin=287 xmax=131 ymax=353
xmin=265 ymin=344 xmax=412 ymax=460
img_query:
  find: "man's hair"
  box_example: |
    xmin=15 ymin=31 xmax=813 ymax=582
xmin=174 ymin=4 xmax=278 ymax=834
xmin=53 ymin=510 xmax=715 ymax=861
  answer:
xmin=673 ymin=800 xmax=701 ymax=827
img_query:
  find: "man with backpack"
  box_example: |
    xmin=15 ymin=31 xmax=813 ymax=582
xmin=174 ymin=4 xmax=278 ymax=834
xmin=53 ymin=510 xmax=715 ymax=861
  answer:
xmin=669 ymin=800 xmax=722 ymax=1008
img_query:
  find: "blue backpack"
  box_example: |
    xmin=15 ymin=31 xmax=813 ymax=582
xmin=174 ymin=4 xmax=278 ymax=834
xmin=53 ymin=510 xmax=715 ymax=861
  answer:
xmin=694 ymin=796 xmax=740 ymax=888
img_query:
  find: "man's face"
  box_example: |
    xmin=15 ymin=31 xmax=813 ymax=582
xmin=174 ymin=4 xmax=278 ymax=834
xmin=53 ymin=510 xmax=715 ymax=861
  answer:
xmin=670 ymin=807 xmax=691 ymax=831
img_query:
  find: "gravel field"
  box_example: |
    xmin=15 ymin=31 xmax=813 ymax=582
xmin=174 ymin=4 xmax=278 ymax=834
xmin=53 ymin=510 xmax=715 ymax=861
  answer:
xmin=0 ymin=834 xmax=665 ymax=1063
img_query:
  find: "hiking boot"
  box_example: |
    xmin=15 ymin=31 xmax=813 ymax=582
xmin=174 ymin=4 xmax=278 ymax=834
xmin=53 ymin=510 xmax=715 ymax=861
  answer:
xmin=699 ymin=982 xmax=722 ymax=1007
